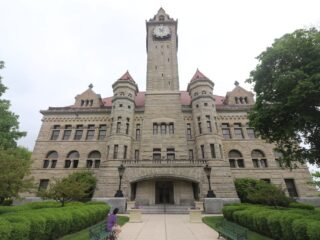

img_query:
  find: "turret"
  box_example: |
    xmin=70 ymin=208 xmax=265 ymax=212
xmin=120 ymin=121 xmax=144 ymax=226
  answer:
xmin=187 ymin=69 xmax=223 ymax=161
xmin=108 ymin=71 xmax=139 ymax=162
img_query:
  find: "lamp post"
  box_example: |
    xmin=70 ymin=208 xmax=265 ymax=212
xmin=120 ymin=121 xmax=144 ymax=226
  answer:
xmin=114 ymin=164 xmax=125 ymax=197
xmin=204 ymin=164 xmax=215 ymax=198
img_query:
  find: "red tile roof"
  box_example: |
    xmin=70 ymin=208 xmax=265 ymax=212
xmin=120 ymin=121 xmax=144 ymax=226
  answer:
xmin=118 ymin=70 xmax=135 ymax=81
xmin=190 ymin=69 xmax=210 ymax=82
xmin=102 ymin=91 xmax=224 ymax=107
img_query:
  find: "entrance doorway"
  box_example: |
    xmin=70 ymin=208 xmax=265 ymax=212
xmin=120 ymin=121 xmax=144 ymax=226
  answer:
xmin=155 ymin=181 xmax=174 ymax=204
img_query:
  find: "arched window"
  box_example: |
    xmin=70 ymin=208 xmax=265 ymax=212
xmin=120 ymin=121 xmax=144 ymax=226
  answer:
xmin=251 ymin=149 xmax=268 ymax=168
xmin=228 ymin=150 xmax=244 ymax=168
xmin=87 ymin=151 xmax=101 ymax=168
xmin=202 ymin=90 xmax=206 ymax=95
xmin=43 ymin=151 xmax=58 ymax=168
xmin=159 ymin=15 xmax=165 ymax=21
xmin=65 ymin=151 xmax=79 ymax=168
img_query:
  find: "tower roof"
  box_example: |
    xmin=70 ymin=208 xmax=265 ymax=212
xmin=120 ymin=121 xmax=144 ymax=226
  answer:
xmin=190 ymin=69 xmax=210 ymax=82
xmin=118 ymin=70 xmax=135 ymax=82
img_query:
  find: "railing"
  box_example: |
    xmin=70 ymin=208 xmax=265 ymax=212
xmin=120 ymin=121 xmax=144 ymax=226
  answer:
xmin=121 ymin=158 xmax=208 ymax=166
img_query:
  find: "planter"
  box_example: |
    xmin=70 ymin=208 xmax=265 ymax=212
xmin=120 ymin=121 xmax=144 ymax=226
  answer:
xmin=194 ymin=201 xmax=204 ymax=211
xmin=129 ymin=208 xmax=142 ymax=222
xmin=189 ymin=208 xmax=202 ymax=223
xmin=127 ymin=201 xmax=136 ymax=210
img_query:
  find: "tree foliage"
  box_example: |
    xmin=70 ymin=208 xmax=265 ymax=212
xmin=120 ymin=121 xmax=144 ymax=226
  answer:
xmin=0 ymin=147 xmax=34 ymax=204
xmin=39 ymin=171 xmax=96 ymax=207
xmin=0 ymin=61 xmax=26 ymax=149
xmin=309 ymin=171 xmax=320 ymax=195
xmin=247 ymin=28 xmax=320 ymax=167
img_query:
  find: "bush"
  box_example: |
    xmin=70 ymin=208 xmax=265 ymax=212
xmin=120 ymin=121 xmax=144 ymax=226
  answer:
xmin=234 ymin=178 xmax=290 ymax=207
xmin=289 ymin=202 xmax=315 ymax=210
xmin=0 ymin=201 xmax=109 ymax=240
xmin=222 ymin=203 xmax=320 ymax=240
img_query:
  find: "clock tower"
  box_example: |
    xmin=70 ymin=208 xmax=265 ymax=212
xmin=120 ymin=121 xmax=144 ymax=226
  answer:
xmin=146 ymin=8 xmax=179 ymax=92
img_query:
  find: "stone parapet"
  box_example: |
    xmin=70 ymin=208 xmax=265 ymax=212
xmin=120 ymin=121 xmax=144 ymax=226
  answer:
xmin=204 ymin=198 xmax=240 ymax=214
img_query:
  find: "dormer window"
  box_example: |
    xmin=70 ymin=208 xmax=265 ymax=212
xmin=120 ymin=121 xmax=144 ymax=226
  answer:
xmin=159 ymin=15 xmax=165 ymax=21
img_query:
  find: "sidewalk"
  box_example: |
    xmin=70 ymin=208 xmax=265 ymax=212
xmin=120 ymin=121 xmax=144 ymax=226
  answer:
xmin=118 ymin=214 xmax=219 ymax=240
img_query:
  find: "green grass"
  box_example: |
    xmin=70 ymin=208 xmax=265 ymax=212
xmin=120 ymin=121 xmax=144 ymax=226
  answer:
xmin=203 ymin=216 xmax=272 ymax=240
xmin=60 ymin=215 xmax=129 ymax=240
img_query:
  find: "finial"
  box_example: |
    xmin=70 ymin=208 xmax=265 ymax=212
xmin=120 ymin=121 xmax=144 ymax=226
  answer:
xmin=89 ymin=83 xmax=93 ymax=89
xmin=234 ymin=81 xmax=239 ymax=86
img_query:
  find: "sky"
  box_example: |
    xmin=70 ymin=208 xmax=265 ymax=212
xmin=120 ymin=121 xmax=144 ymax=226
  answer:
xmin=0 ymin=0 xmax=320 ymax=158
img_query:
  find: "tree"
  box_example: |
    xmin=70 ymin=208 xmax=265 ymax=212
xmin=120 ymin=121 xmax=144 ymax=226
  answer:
xmin=309 ymin=171 xmax=320 ymax=195
xmin=0 ymin=61 xmax=26 ymax=149
xmin=0 ymin=147 xmax=34 ymax=204
xmin=39 ymin=171 xmax=96 ymax=207
xmin=247 ymin=28 xmax=320 ymax=167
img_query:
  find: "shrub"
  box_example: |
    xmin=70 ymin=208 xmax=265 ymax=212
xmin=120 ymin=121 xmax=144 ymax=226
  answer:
xmin=292 ymin=219 xmax=309 ymax=240
xmin=307 ymin=221 xmax=320 ymax=239
xmin=289 ymin=202 xmax=315 ymax=210
xmin=2 ymin=215 xmax=31 ymax=240
xmin=0 ymin=218 xmax=12 ymax=240
xmin=266 ymin=211 xmax=283 ymax=240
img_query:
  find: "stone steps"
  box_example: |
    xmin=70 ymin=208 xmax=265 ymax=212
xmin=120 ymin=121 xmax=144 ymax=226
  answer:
xmin=138 ymin=204 xmax=191 ymax=214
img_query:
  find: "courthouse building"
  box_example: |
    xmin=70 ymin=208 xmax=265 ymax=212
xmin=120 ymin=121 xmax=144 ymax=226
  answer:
xmin=30 ymin=8 xmax=317 ymax=206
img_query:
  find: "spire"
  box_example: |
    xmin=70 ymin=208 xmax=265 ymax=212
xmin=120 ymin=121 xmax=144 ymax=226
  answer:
xmin=118 ymin=70 xmax=135 ymax=82
xmin=190 ymin=69 xmax=210 ymax=82
xmin=234 ymin=81 xmax=239 ymax=86
xmin=88 ymin=83 xmax=93 ymax=89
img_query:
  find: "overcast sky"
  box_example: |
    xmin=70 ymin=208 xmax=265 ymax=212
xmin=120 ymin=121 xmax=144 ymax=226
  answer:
xmin=1 ymin=0 xmax=320 ymax=155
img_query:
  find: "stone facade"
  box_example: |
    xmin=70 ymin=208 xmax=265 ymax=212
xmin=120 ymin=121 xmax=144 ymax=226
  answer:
xmin=28 ymin=8 xmax=317 ymax=206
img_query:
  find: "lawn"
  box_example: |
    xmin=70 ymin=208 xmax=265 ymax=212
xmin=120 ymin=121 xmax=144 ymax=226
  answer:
xmin=203 ymin=216 xmax=272 ymax=240
xmin=60 ymin=215 xmax=129 ymax=240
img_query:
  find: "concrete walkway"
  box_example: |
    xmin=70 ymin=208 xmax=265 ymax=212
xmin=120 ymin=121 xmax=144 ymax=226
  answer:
xmin=118 ymin=214 xmax=219 ymax=240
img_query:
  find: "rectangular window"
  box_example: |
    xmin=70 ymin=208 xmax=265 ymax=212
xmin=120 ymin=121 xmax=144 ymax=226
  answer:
xmin=189 ymin=150 xmax=194 ymax=161
xmin=153 ymin=148 xmax=161 ymax=161
xmin=247 ymin=128 xmax=256 ymax=139
xmin=73 ymin=160 xmax=79 ymax=168
xmin=153 ymin=123 xmax=158 ymax=135
xmin=126 ymin=123 xmax=129 ymax=134
xmin=116 ymin=122 xmax=121 ymax=133
xmin=161 ymin=124 xmax=166 ymax=134
xmin=261 ymin=179 xmax=271 ymax=183
xmin=260 ymin=159 xmax=268 ymax=168
xmin=210 ymin=144 xmax=216 ymax=158
xmin=86 ymin=160 xmax=93 ymax=168
xmin=38 ymin=179 xmax=49 ymax=191
xmin=229 ymin=159 xmax=236 ymax=168
xmin=62 ymin=125 xmax=72 ymax=140
xmin=123 ymin=145 xmax=127 ymax=159
xmin=135 ymin=150 xmax=139 ymax=161
xmin=107 ymin=145 xmax=110 ymax=159
xmin=222 ymin=123 xmax=231 ymax=139
xmin=86 ymin=125 xmax=95 ymax=140
xmin=98 ymin=125 xmax=107 ymax=140
xmin=252 ymin=159 xmax=259 ymax=168
xmin=136 ymin=129 xmax=141 ymax=140
xmin=64 ymin=160 xmax=71 ymax=168
xmin=219 ymin=145 xmax=223 ymax=158
xmin=234 ymin=123 xmax=244 ymax=139
xmin=51 ymin=125 xmax=60 ymax=140
xmin=43 ymin=160 xmax=49 ymax=168
xmin=206 ymin=115 xmax=212 ymax=132
xmin=74 ymin=125 xmax=83 ymax=140
xmin=136 ymin=124 xmax=141 ymax=139
xmin=94 ymin=160 xmax=100 ymax=168
xmin=187 ymin=123 xmax=192 ymax=139
xmin=198 ymin=122 xmax=202 ymax=134
xmin=169 ymin=123 xmax=174 ymax=134
xmin=201 ymin=145 xmax=205 ymax=159
xmin=51 ymin=160 xmax=57 ymax=168
xmin=167 ymin=148 xmax=175 ymax=160
xmin=113 ymin=145 xmax=118 ymax=159
xmin=237 ymin=159 xmax=245 ymax=168
xmin=285 ymin=179 xmax=298 ymax=197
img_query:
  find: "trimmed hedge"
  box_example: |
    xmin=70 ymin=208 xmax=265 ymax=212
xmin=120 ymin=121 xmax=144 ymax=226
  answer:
xmin=223 ymin=204 xmax=320 ymax=240
xmin=0 ymin=201 xmax=109 ymax=240
xmin=289 ymin=202 xmax=315 ymax=210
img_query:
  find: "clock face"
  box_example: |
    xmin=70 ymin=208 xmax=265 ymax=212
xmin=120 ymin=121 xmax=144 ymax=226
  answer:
xmin=153 ymin=25 xmax=170 ymax=39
